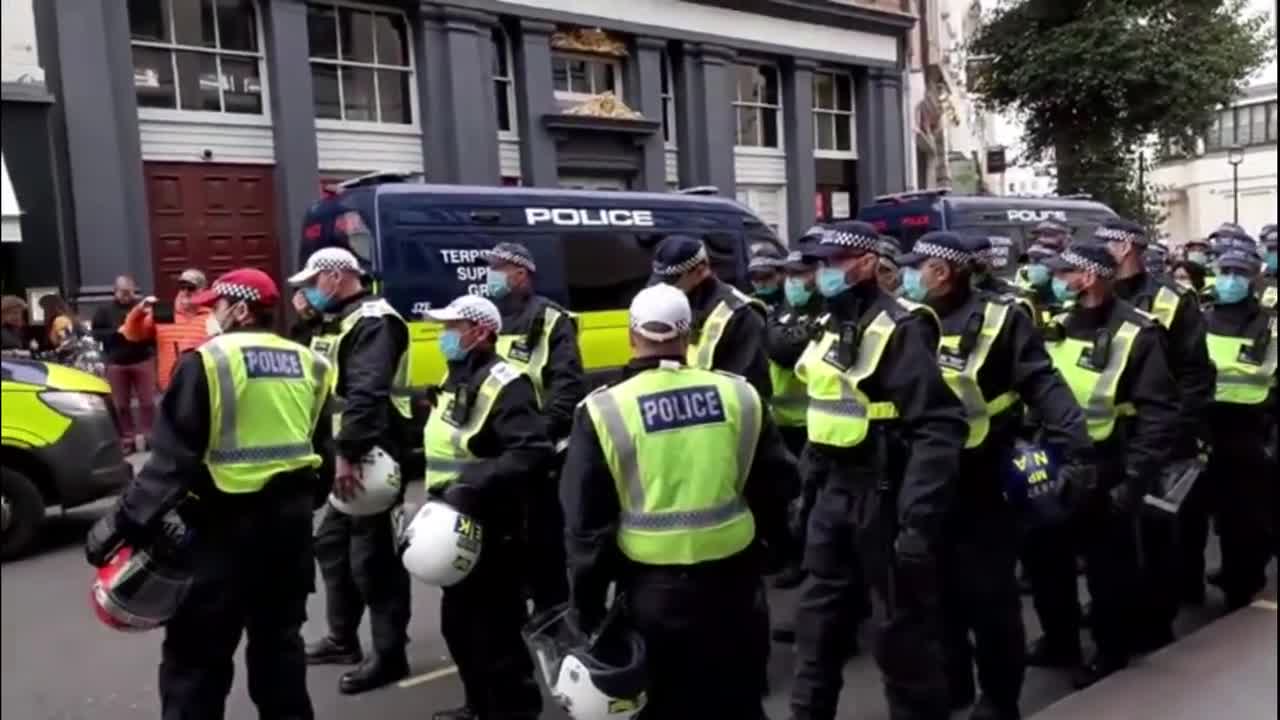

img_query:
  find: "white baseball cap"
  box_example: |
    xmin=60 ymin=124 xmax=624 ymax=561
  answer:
xmin=288 ymin=247 xmax=364 ymax=285
xmin=629 ymin=284 xmax=691 ymax=342
xmin=425 ymin=294 xmax=503 ymax=334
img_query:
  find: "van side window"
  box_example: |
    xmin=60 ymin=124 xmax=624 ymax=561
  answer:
xmin=560 ymin=231 xmax=653 ymax=312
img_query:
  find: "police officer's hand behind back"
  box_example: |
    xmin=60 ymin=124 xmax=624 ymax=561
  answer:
xmin=1107 ymin=478 xmax=1141 ymax=516
xmin=1057 ymin=462 xmax=1098 ymax=515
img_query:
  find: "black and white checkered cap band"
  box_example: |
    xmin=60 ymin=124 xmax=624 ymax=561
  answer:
xmin=484 ymin=247 xmax=536 ymax=272
xmin=1060 ymin=250 xmax=1115 ymax=278
xmin=631 ymin=315 xmax=691 ymax=340
xmin=213 ymin=282 xmax=262 ymax=303
xmin=310 ymin=256 xmax=360 ymax=272
xmin=913 ymin=241 xmax=972 ymax=264
xmin=819 ymin=230 xmax=879 ymax=252
xmin=653 ymin=245 xmax=709 ymax=277
xmin=454 ymin=301 xmax=501 ymax=331
xmin=1094 ymin=227 xmax=1142 ymax=244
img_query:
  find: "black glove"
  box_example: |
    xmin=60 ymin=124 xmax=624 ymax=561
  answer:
xmin=894 ymin=527 xmax=933 ymax=569
xmin=1108 ymin=481 xmax=1139 ymax=516
xmin=442 ymin=482 xmax=484 ymax=519
xmin=85 ymin=511 xmax=126 ymax=568
xmin=1057 ymin=462 xmax=1098 ymax=514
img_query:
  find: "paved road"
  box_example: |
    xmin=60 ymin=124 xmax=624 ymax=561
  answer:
xmin=1 ymin=491 xmax=1266 ymax=720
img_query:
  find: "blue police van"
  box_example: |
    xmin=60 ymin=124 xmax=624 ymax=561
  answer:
xmin=858 ymin=189 xmax=1117 ymax=276
xmin=299 ymin=177 xmax=785 ymax=384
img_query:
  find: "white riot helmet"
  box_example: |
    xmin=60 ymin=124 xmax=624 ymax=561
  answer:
xmin=328 ymin=446 xmax=401 ymax=516
xmin=524 ymin=605 xmax=648 ymax=720
xmin=399 ymin=500 xmax=482 ymax=586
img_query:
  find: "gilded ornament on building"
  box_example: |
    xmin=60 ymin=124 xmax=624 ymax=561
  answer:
xmin=550 ymin=27 xmax=629 ymax=57
xmin=563 ymin=92 xmax=645 ymax=120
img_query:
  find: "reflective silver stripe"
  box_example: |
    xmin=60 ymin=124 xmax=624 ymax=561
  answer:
xmin=621 ymin=497 xmax=749 ymax=530
xmin=1085 ymin=322 xmax=1140 ymax=421
xmin=425 ymin=456 xmax=480 ymax=473
xmin=588 ymin=389 xmax=644 ymax=510
xmin=208 ymin=443 xmax=315 ymax=464
xmin=808 ymin=397 xmax=867 ymax=418
xmin=206 ymin=342 xmax=240 ymax=456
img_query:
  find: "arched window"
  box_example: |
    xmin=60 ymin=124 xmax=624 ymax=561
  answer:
xmin=128 ymin=0 xmax=265 ymax=114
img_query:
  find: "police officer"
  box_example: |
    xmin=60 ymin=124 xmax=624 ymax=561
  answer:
xmin=790 ymin=221 xmax=969 ymax=720
xmin=877 ymin=238 xmax=904 ymax=295
xmin=898 ymin=232 xmax=1095 ymax=719
xmin=86 ymin=269 xmax=331 ymax=719
xmin=767 ymin=250 xmax=826 ymax=595
xmin=1042 ymin=242 xmax=1180 ymax=687
xmin=294 ymin=247 xmax=413 ymax=693
xmin=1183 ymin=236 xmax=1216 ymax=301
xmin=560 ymin=283 xmax=794 ymax=720
xmin=482 ymin=242 xmax=587 ymax=613
xmin=651 ymin=235 xmax=772 ymax=397
xmin=1029 ymin=220 xmax=1072 ymax=257
xmin=1200 ymin=249 xmax=1277 ymax=611
xmin=750 ymin=245 xmax=787 ymax=309
xmin=1014 ymin=245 xmax=1063 ymax=326
xmin=422 ymin=295 xmax=552 ymax=720
xmin=967 ymin=237 xmax=1038 ymax=318
xmin=1103 ymin=218 xmax=1216 ymax=644
xmin=1260 ymin=224 xmax=1278 ymax=309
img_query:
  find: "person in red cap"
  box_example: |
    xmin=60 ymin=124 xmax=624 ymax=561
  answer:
xmin=85 ymin=268 xmax=334 ymax=720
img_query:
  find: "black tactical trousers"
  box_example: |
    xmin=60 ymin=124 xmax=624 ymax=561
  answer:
xmin=441 ymin=536 xmax=542 ymax=719
xmin=314 ymin=503 xmax=411 ymax=658
xmin=940 ymin=488 xmax=1025 ymax=717
xmin=524 ymin=453 xmax=569 ymax=613
xmin=160 ymin=491 xmax=314 ymax=720
xmin=1206 ymin=444 xmax=1272 ymax=609
xmin=625 ymin=557 xmax=768 ymax=720
xmin=792 ymin=482 xmax=945 ymax=720
xmin=1021 ymin=521 xmax=1080 ymax=652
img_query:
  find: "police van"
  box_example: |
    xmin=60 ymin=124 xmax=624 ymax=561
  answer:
xmin=300 ymin=180 xmax=785 ymax=387
xmin=858 ymin=189 xmax=1117 ymax=276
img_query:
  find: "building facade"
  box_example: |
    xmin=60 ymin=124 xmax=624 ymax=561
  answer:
xmin=6 ymin=0 xmax=916 ymax=303
xmin=1154 ymin=82 xmax=1278 ymax=244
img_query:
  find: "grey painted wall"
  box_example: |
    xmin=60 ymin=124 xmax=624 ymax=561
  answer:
xmin=684 ymin=44 xmax=736 ymax=194
xmin=264 ymin=0 xmax=320 ymax=274
xmin=627 ymin=37 xmax=668 ymax=192
xmin=50 ymin=0 xmax=151 ymax=298
xmin=419 ymin=4 xmax=501 ymax=185
xmin=512 ymin=19 xmax=559 ymax=186
xmin=783 ymin=59 xmax=817 ymax=243
xmin=873 ymin=68 xmax=907 ymax=197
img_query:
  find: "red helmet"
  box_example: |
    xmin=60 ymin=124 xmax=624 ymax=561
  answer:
xmin=91 ymin=545 xmax=192 ymax=632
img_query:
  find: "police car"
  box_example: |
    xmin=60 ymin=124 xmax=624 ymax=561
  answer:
xmin=300 ymin=178 xmax=785 ymax=386
xmin=858 ymin=189 xmax=1117 ymax=276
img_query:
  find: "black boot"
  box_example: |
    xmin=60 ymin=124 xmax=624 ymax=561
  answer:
xmin=305 ymin=635 xmax=363 ymax=666
xmin=1071 ymin=654 xmax=1127 ymax=690
xmin=431 ymin=707 xmax=477 ymax=720
xmin=339 ymin=653 xmax=410 ymax=695
xmin=1026 ymin=636 xmax=1081 ymax=668
xmin=970 ymin=695 xmax=1021 ymax=720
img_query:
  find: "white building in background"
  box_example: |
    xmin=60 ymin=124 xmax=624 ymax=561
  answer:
xmin=1000 ymin=162 xmax=1055 ymax=197
xmin=1153 ymin=82 xmax=1278 ymax=243
xmin=907 ymin=0 xmax=994 ymax=192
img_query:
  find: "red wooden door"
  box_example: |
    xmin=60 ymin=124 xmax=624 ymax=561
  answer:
xmin=145 ymin=163 xmax=279 ymax=302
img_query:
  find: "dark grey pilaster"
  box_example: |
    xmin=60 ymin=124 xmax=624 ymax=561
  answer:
xmin=874 ymin=68 xmax=907 ymax=196
xmin=417 ymin=4 xmax=500 ymax=185
xmin=628 ymin=37 xmax=667 ymax=192
xmin=686 ymin=44 xmax=736 ymax=195
xmin=263 ymin=0 xmax=319 ymax=272
xmin=854 ymin=68 xmax=883 ymax=206
xmin=512 ymin=19 xmax=558 ymax=186
xmin=674 ymin=44 xmax=704 ymax=186
xmin=51 ymin=0 xmax=150 ymax=297
xmin=783 ymin=59 xmax=817 ymax=242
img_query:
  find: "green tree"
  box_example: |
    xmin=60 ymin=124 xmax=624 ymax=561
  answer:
xmin=969 ymin=0 xmax=1273 ymax=223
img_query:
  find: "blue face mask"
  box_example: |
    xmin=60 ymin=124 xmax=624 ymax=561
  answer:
xmin=1052 ymin=276 xmax=1079 ymax=304
xmin=485 ymin=269 xmax=510 ymax=299
xmin=1214 ymin=274 xmax=1251 ymax=304
xmin=1026 ymin=264 xmax=1051 ymax=287
xmin=303 ymin=286 xmax=334 ymax=312
xmin=816 ymin=266 xmax=851 ymax=298
xmin=752 ymin=282 xmax=780 ymax=299
xmin=1187 ymin=251 xmax=1209 ymax=266
xmin=784 ymin=277 xmax=813 ymax=307
xmin=439 ymin=329 xmax=470 ymax=362
xmin=1265 ymin=250 xmax=1278 ymax=273
xmin=900 ymin=267 xmax=928 ymax=302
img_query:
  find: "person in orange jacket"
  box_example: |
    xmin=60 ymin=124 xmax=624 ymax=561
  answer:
xmin=120 ymin=269 xmax=212 ymax=391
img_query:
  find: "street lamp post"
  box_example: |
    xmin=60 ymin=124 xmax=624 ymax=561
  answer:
xmin=1227 ymin=145 xmax=1245 ymax=225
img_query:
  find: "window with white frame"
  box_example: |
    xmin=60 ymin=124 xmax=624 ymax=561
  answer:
xmin=660 ymin=50 xmax=676 ymax=145
xmin=492 ymin=27 xmax=516 ymax=134
xmin=552 ymin=53 xmax=622 ymax=99
xmin=128 ymin=0 xmax=265 ymax=114
xmin=307 ymin=2 xmax=413 ymax=124
xmin=813 ymin=70 xmax=855 ymax=154
xmin=733 ymin=64 xmax=780 ymax=148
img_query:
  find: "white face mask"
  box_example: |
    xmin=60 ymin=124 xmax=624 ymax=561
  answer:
xmin=204 ymin=314 xmax=223 ymax=337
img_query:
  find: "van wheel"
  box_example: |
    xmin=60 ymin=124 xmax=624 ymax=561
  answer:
xmin=1 ymin=467 xmax=45 ymax=561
